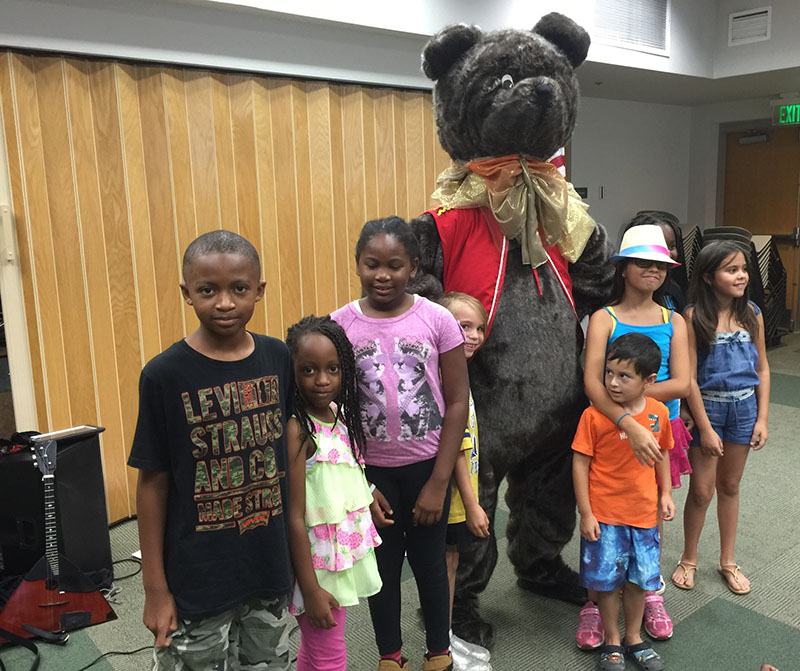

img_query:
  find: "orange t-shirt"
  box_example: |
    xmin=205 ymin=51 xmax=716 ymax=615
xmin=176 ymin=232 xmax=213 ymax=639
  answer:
xmin=572 ymin=398 xmax=674 ymax=529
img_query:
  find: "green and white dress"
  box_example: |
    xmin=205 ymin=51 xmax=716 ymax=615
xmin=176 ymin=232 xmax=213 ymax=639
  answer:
xmin=289 ymin=413 xmax=382 ymax=615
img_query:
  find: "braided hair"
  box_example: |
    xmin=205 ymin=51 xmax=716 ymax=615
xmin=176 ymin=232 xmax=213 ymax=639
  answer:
xmin=286 ymin=315 xmax=367 ymax=462
xmin=355 ymin=216 xmax=420 ymax=262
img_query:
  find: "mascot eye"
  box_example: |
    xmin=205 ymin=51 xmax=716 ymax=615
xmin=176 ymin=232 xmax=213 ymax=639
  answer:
xmin=500 ymin=74 xmax=514 ymax=89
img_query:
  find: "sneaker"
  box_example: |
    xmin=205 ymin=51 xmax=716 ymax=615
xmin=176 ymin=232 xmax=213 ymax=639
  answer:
xmin=576 ymin=601 xmax=604 ymax=650
xmin=450 ymin=632 xmax=491 ymax=662
xmin=655 ymin=576 xmax=666 ymax=595
xmin=378 ymin=657 xmax=409 ymax=670
xmin=643 ymin=594 xmax=673 ymax=640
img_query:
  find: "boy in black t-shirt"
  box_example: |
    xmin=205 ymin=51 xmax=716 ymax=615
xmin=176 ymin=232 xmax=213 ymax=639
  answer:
xmin=128 ymin=231 xmax=294 ymax=670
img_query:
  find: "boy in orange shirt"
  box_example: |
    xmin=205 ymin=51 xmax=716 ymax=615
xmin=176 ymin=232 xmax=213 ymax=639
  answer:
xmin=572 ymin=333 xmax=675 ymax=671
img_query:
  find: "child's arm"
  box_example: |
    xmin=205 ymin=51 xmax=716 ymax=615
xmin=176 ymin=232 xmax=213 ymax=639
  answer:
xmin=751 ymin=310 xmax=770 ymax=449
xmin=646 ymin=312 xmax=691 ymax=403
xmin=286 ymin=419 xmax=338 ymax=629
xmin=684 ymin=307 xmax=724 ymax=457
xmin=137 ymin=469 xmax=178 ymax=648
xmin=368 ymin=486 xmax=394 ymax=527
xmin=453 ymin=451 xmax=489 ymax=538
xmin=572 ymin=452 xmax=600 ymax=541
xmin=584 ymin=309 xmax=663 ymax=466
xmin=655 ymin=448 xmax=675 ymax=521
xmin=413 ymin=345 xmax=469 ymax=526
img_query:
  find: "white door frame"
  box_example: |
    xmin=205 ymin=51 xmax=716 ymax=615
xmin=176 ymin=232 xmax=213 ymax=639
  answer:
xmin=0 ymin=118 xmax=39 ymax=432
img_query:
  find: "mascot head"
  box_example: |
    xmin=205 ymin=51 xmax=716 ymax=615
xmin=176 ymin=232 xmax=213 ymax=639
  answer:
xmin=422 ymin=13 xmax=590 ymax=163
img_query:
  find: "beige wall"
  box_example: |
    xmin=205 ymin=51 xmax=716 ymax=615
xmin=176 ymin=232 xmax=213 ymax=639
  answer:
xmin=0 ymin=52 xmax=450 ymax=522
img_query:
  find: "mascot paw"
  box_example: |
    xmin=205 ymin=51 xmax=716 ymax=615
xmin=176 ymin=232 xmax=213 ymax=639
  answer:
xmin=516 ymin=557 xmax=587 ymax=605
xmin=452 ymin=600 xmax=495 ymax=649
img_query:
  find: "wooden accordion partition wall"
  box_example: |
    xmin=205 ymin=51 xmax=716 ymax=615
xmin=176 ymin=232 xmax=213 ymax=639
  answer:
xmin=0 ymin=52 xmax=451 ymax=522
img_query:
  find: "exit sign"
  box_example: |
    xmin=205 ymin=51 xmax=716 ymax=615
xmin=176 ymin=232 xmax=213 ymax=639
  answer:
xmin=773 ymin=103 xmax=800 ymax=126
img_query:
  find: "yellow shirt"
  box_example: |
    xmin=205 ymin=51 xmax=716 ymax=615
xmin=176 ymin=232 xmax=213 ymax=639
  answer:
xmin=448 ymin=390 xmax=479 ymax=524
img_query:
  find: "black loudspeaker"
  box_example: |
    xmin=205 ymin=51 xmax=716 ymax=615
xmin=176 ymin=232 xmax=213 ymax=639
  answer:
xmin=0 ymin=426 xmax=113 ymax=586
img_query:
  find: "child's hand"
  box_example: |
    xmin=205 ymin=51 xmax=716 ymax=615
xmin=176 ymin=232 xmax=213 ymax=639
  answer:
xmin=413 ymin=479 xmax=446 ymax=526
xmin=625 ymin=421 xmax=664 ymax=467
xmin=369 ymin=487 xmax=394 ymax=527
xmin=143 ymin=587 xmax=178 ymax=648
xmin=305 ymin=587 xmax=339 ymax=629
xmin=699 ymin=428 xmax=724 ymax=457
xmin=465 ymin=503 xmax=490 ymax=538
xmin=750 ymin=420 xmax=768 ymax=450
xmin=660 ymin=494 xmax=676 ymax=522
xmin=579 ymin=513 xmax=600 ymax=542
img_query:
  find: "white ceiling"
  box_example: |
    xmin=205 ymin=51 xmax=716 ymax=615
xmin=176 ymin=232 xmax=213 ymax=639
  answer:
xmin=578 ymin=61 xmax=800 ymax=107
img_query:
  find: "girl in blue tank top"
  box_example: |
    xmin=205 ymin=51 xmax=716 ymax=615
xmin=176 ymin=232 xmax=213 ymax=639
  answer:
xmin=672 ymin=241 xmax=769 ymax=598
xmin=578 ymin=225 xmax=690 ymax=651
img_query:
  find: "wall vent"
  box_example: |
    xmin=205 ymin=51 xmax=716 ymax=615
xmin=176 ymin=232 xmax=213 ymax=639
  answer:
xmin=593 ymin=0 xmax=669 ymax=56
xmin=729 ymin=6 xmax=771 ymax=46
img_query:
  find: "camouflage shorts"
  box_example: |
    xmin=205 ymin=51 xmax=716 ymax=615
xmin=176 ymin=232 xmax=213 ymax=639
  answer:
xmin=153 ymin=596 xmax=291 ymax=671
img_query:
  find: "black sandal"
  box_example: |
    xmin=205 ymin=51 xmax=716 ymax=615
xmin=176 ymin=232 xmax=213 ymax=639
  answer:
xmin=625 ymin=641 xmax=664 ymax=671
xmin=599 ymin=644 xmax=626 ymax=670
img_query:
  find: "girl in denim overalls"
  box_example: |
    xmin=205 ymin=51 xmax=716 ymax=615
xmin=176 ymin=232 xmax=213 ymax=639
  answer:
xmin=672 ymin=241 xmax=770 ymax=596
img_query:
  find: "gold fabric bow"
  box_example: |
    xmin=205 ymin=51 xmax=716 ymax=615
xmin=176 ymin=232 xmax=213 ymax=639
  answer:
xmin=430 ymin=155 xmax=595 ymax=268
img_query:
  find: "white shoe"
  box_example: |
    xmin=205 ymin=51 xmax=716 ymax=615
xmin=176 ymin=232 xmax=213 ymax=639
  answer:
xmin=451 ymin=632 xmax=491 ymax=662
xmin=655 ymin=575 xmax=666 ymax=595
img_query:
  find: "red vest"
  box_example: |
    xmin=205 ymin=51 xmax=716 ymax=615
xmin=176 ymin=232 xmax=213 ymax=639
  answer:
xmin=430 ymin=206 xmax=576 ymax=338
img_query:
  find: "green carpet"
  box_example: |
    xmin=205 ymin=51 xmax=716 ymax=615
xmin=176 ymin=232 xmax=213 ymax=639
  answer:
xmin=0 ymin=629 xmax=114 ymax=670
xmin=770 ymin=372 xmax=800 ymax=407
xmin=663 ymin=597 xmax=797 ymax=669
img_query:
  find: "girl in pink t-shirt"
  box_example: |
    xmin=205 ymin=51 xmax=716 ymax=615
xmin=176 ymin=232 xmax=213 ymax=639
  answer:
xmin=331 ymin=216 xmax=469 ymax=671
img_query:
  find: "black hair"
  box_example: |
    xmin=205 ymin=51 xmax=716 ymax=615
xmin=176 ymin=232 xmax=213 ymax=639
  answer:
xmin=182 ymin=230 xmax=260 ymax=278
xmin=285 ymin=315 xmax=367 ymax=462
xmin=688 ymin=240 xmax=758 ymax=351
xmin=606 ymin=333 xmax=662 ymax=378
xmin=354 ymin=216 xmax=420 ymax=263
xmin=607 ymin=259 xmax=666 ymax=307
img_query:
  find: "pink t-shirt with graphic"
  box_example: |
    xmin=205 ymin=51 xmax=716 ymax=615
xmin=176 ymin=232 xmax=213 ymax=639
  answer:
xmin=331 ymin=296 xmax=465 ymax=467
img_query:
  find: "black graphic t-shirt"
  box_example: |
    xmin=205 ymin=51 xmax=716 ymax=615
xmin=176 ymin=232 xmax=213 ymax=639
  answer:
xmin=128 ymin=334 xmax=294 ymax=620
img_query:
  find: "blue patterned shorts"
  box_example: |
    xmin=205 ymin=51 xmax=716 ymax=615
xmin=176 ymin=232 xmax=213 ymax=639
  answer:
xmin=580 ymin=522 xmax=661 ymax=592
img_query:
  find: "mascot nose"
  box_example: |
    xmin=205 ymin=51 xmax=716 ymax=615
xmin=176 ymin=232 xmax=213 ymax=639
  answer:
xmin=535 ymin=82 xmax=552 ymax=97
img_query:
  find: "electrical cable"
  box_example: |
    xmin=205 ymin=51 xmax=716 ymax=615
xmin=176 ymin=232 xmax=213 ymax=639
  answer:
xmin=74 ymin=645 xmax=151 ymax=671
xmin=111 ymin=558 xmax=142 ymax=581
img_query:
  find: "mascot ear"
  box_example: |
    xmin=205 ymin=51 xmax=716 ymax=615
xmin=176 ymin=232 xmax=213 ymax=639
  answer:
xmin=533 ymin=12 xmax=591 ymax=68
xmin=422 ymin=24 xmax=482 ymax=81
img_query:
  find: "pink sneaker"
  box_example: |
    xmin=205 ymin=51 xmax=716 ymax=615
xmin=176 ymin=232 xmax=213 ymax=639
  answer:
xmin=644 ymin=593 xmax=673 ymax=640
xmin=575 ymin=601 xmax=604 ymax=649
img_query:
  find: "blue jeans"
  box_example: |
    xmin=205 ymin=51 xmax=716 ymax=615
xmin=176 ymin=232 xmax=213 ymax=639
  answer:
xmin=695 ymin=390 xmax=757 ymax=445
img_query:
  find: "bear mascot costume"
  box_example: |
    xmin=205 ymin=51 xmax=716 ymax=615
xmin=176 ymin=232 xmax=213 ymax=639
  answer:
xmin=409 ymin=13 xmax=615 ymax=646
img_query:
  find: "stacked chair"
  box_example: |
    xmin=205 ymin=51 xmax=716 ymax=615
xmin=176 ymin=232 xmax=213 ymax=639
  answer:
xmin=753 ymin=235 xmax=789 ymax=347
xmin=681 ymin=225 xmax=703 ymax=282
